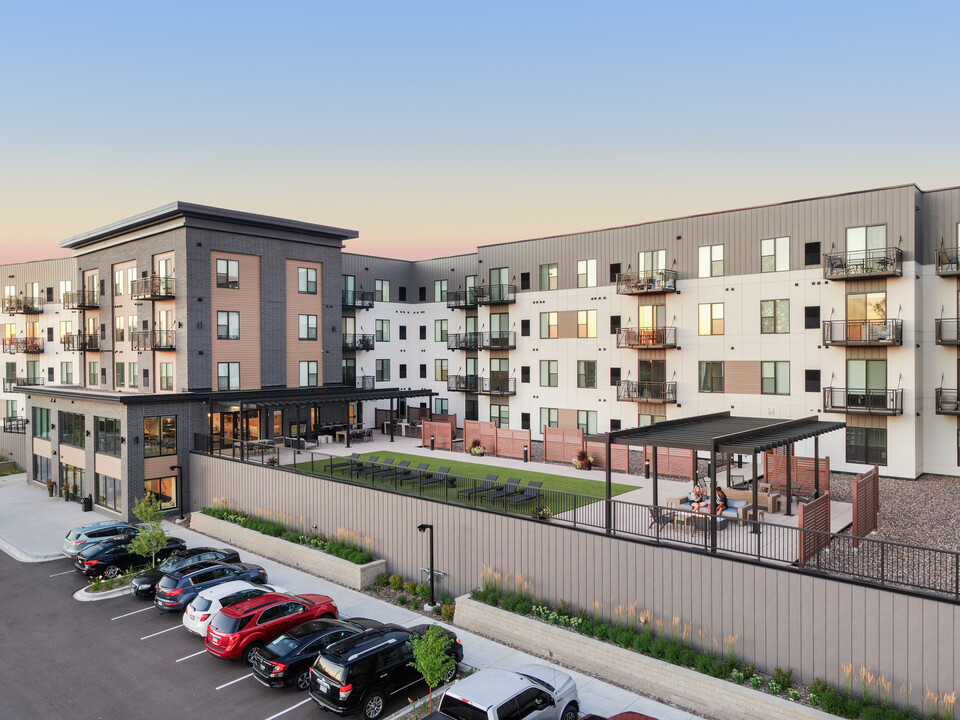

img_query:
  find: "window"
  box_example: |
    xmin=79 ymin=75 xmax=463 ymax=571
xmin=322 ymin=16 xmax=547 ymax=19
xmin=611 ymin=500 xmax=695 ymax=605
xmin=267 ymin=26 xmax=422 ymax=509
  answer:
xmin=847 ymin=292 xmax=887 ymax=323
xmin=539 ymin=312 xmax=557 ymax=339
xmin=143 ymin=368 xmax=149 ymax=387
xmin=399 ymin=364 xmax=407 ymax=379
xmin=698 ymin=361 xmax=724 ymax=393
xmin=609 ymin=263 xmax=621 ymax=283
xmin=805 ymin=369 xmax=821 ymax=393
xmin=434 ymin=398 xmax=448 ymax=415
xmin=520 ymin=319 xmax=530 ymax=337
xmin=698 ymin=303 xmax=724 ymax=335
xmin=114 ymin=316 xmax=125 ymax=343
xmin=95 ymin=473 xmax=121 ymax=512
xmin=610 ymin=367 xmax=621 ymax=386
xmin=434 ymin=320 xmax=447 ymax=342
xmin=217 ymin=362 xmax=239 ymax=390
xmin=846 ymin=225 xmax=887 ymax=254
xmin=59 ymin=411 xmax=85 ymax=449
xmin=577 ymin=410 xmax=598 ymax=435
xmin=520 ymin=272 xmax=530 ymax=290
xmin=88 ymin=361 xmax=99 ymax=386
xmin=58 ymin=280 xmax=72 ymax=303
xmin=298 ymin=314 xmax=317 ymax=340
xmin=761 ymin=361 xmax=790 ymax=395
xmin=114 ymin=270 xmax=124 ymax=296
xmin=419 ymin=363 xmax=426 ymax=379
xmin=375 ymin=279 xmax=390 ymax=302
xmin=376 ymin=359 xmax=390 ymax=382
xmin=434 ymin=280 xmax=447 ymax=302
xmin=804 ymin=242 xmax=821 ymax=266
xmin=32 ymin=454 xmax=51 ymax=484
xmin=299 ymin=361 xmax=318 ymax=387
xmin=805 ymin=306 xmax=821 ymax=330
xmin=435 ymin=359 xmax=448 ymax=381
xmin=490 ymin=404 xmax=509 ymax=428
xmin=846 ymin=359 xmax=886 ymax=408
xmin=60 ymin=362 xmax=73 ymax=385
xmin=521 ymin=413 xmax=530 ymax=430
xmin=577 ymin=259 xmax=597 ymax=288
xmin=115 ymin=362 xmax=125 ymax=388
xmin=539 ymin=263 xmax=558 ymax=291
xmin=129 ymin=362 xmax=139 ymax=388
xmin=216 ymin=259 xmax=239 ymax=288
xmin=760 ymin=299 xmax=790 ymax=334
xmin=128 ymin=267 xmax=137 ymax=295
xmin=375 ymin=319 xmax=390 ymax=343
xmin=577 ymin=310 xmax=597 ymax=338
xmin=157 ymin=362 xmax=172 ymax=390
xmin=520 ymin=366 xmax=530 ymax=383
xmin=698 ymin=244 xmax=724 ymax=277
xmin=577 ymin=360 xmax=597 ymax=388
xmin=610 ymin=315 xmax=621 ymax=335
xmin=638 ymin=414 xmax=666 ymax=427
xmin=540 ymin=408 xmax=558 ymax=429
xmin=761 ymin=236 xmax=789 ymax=272
xmin=846 ymin=427 xmax=887 ymax=466
xmin=95 ymin=417 xmax=122 ymax=457
xmin=58 ymin=320 xmax=72 ymax=343
xmin=398 ymin=286 xmax=406 ymax=302
xmin=128 ymin=315 xmax=136 ymax=341
xmin=32 ymin=407 xmax=51 ymax=440
xmin=399 ymin=325 xmax=407 ymax=340
xmin=540 ymin=360 xmax=558 ymax=387
xmin=639 ymin=250 xmax=666 ymax=274
xmin=144 ymin=476 xmax=177 ymax=510
xmin=298 ymin=267 xmax=318 ymax=294
xmin=217 ymin=311 xmax=240 ymax=340
xmin=419 ymin=325 xmax=427 ymax=340
xmin=418 ymin=286 xmax=426 ymax=301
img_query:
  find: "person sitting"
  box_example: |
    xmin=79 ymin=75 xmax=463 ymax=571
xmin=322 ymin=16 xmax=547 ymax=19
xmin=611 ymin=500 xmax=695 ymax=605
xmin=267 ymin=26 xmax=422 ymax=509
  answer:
xmin=714 ymin=486 xmax=728 ymax=515
xmin=689 ymin=484 xmax=709 ymax=512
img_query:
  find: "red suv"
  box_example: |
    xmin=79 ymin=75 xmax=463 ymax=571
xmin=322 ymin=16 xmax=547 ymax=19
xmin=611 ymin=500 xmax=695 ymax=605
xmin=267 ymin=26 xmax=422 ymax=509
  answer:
xmin=206 ymin=592 xmax=338 ymax=664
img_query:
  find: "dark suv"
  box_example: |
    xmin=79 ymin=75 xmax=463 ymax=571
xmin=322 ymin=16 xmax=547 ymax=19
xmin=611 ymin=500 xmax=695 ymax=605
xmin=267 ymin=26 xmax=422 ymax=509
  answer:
xmin=309 ymin=624 xmax=462 ymax=720
xmin=154 ymin=561 xmax=267 ymax=612
xmin=131 ymin=547 xmax=241 ymax=597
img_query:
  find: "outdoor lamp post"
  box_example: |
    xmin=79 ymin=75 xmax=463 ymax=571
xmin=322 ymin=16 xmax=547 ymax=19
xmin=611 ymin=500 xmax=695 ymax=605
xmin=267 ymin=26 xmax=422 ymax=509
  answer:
xmin=417 ymin=523 xmax=436 ymax=609
xmin=169 ymin=465 xmax=183 ymax=520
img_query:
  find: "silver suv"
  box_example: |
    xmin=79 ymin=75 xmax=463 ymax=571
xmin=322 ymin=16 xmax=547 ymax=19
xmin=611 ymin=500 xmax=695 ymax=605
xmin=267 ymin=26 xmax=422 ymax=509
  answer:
xmin=62 ymin=520 xmax=141 ymax=558
xmin=429 ymin=665 xmax=578 ymax=720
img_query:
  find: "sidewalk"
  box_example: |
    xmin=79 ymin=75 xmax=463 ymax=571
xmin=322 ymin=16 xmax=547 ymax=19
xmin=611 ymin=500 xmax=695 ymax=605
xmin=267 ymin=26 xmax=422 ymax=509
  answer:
xmin=0 ymin=474 xmax=705 ymax=720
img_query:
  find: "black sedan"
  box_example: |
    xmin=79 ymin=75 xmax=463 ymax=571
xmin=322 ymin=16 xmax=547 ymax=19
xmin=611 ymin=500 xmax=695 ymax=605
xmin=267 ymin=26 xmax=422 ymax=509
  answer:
xmin=154 ymin=561 xmax=268 ymax=612
xmin=75 ymin=536 xmax=187 ymax=578
xmin=131 ymin=546 xmax=240 ymax=598
xmin=253 ymin=618 xmax=382 ymax=691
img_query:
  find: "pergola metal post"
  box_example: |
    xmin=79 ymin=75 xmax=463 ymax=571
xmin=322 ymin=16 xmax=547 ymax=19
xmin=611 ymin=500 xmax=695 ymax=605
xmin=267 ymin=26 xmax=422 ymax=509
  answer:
xmin=651 ymin=446 xmax=659 ymax=508
xmin=390 ymin=398 xmax=395 ymax=442
xmin=239 ymin=401 xmax=245 ymax=462
xmin=814 ymin=436 xmax=820 ymax=499
xmin=604 ymin=436 xmax=612 ymax=535
xmin=751 ymin=452 xmax=760 ymax=535
xmin=726 ymin=452 xmax=732 ymax=487
xmin=208 ymin=400 xmax=214 ymax=453
xmin=344 ymin=402 xmax=351 ymax=449
xmin=709 ymin=449 xmax=718 ymax=553
xmin=785 ymin=443 xmax=793 ymax=516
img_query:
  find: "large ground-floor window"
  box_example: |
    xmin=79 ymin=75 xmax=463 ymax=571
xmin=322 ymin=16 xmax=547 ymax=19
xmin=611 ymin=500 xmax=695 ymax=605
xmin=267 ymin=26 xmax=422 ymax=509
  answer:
xmin=846 ymin=427 xmax=887 ymax=466
xmin=144 ymin=476 xmax=177 ymax=510
xmin=32 ymin=454 xmax=51 ymax=484
xmin=96 ymin=473 xmax=122 ymax=512
xmin=60 ymin=463 xmax=86 ymax=499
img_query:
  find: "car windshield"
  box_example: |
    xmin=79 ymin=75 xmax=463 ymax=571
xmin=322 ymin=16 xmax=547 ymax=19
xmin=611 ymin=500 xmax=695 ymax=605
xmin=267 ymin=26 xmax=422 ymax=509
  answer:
xmin=438 ymin=695 xmax=488 ymax=720
xmin=315 ymin=656 xmax=347 ymax=683
xmin=158 ymin=576 xmax=179 ymax=590
xmin=158 ymin=556 xmax=184 ymax=572
xmin=209 ymin=614 xmax=242 ymax=634
xmin=266 ymin=635 xmax=299 ymax=656
xmin=192 ymin=597 xmax=212 ymax=612
xmin=66 ymin=530 xmax=80 ymax=541
xmin=517 ymin=673 xmax=554 ymax=692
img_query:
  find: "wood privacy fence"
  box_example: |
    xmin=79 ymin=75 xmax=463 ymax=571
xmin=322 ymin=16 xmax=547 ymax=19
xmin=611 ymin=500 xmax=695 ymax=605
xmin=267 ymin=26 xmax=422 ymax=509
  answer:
xmin=639 ymin=446 xmax=697 ymax=480
xmin=763 ymin=452 xmax=831 ymax=495
xmin=798 ymin=492 xmax=832 ymax=564
xmin=420 ymin=421 xmax=453 ymax=450
xmin=433 ymin=413 xmax=457 ymax=433
xmin=497 ymin=428 xmax=530 ymax=460
xmin=463 ymin=420 xmax=498 ymax=455
xmin=584 ymin=441 xmax=629 ymax=472
xmin=543 ymin=427 xmax=583 ymax=463
xmin=852 ymin=465 xmax=880 ymax=547
xmin=408 ymin=406 xmax=430 ymax=423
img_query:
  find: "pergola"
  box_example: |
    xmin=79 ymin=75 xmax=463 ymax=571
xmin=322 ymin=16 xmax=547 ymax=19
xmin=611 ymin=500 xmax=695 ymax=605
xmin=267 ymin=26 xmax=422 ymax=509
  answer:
xmin=602 ymin=412 xmax=845 ymax=551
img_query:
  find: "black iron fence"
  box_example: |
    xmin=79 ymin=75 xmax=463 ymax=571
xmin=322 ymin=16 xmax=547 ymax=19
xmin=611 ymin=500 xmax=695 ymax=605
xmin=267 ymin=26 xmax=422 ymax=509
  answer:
xmin=821 ymin=319 xmax=903 ymax=346
xmin=822 ymin=248 xmax=903 ymax=279
xmin=822 ymin=387 xmax=903 ymax=415
xmin=342 ymin=289 xmax=375 ymax=308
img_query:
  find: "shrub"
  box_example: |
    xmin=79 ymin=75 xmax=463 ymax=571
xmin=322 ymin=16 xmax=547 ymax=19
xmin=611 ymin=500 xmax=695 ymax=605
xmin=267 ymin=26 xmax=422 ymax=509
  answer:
xmin=389 ymin=574 xmax=404 ymax=590
xmin=397 ymin=594 xmax=409 ymax=606
xmin=731 ymin=669 xmax=745 ymax=684
xmin=679 ymin=648 xmax=697 ymax=668
xmin=663 ymin=643 xmax=681 ymax=665
xmin=375 ymin=572 xmax=390 ymax=588
xmin=650 ymin=638 xmax=668 ymax=660
xmin=613 ymin=629 xmax=635 ymax=649
xmin=788 ymin=688 xmax=800 ymax=702
xmin=844 ymin=697 xmax=863 ymax=718
xmin=694 ymin=653 xmax=713 ymax=675
xmin=439 ymin=593 xmax=453 ymax=606
xmin=772 ymin=665 xmax=794 ymax=689
xmin=768 ymin=680 xmax=782 ymax=695
xmin=819 ymin=689 xmax=847 ymax=715
xmin=415 ymin=583 xmax=431 ymax=600
xmin=403 ymin=581 xmax=417 ymax=594
xmin=750 ymin=676 xmax=763 ymax=690
xmin=743 ymin=665 xmax=755 ymax=680
xmin=594 ymin=624 xmax=611 ymax=642
xmin=440 ymin=604 xmax=455 ymax=622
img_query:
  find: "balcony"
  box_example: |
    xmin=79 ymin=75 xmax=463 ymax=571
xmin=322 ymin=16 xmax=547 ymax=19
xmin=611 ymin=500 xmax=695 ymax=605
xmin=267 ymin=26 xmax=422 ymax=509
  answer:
xmin=615 ymin=270 xmax=678 ymax=295
xmin=342 ymin=290 xmax=375 ymax=309
xmin=62 ymin=290 xmax=99 ymax=309
xmin=343 ymin=333 xmax=375 ymax=351
xmin=936 ymin=248 xmax=960 ymax=277
xmin=478 ymin=331 xmax=516 ymax=350
xmin=822 ymin=248 xmax=902 ymax=280
xmin=3 ymin=417 xmax=26 ymax=434
xmin=936 ymin=388 xmax=960 ymax=415
xmin=2 ymin=296 xmax=44 ymax=314
xmin=821 ymin=320 xmax=902 ymax=347
xmin=447 ymin=332 xmax=479 ymax=351
xmin=357 ymin=375 xmax=375 ymax=390
xmin=3 ymin=376 xmax=43 ymax=392
xmin=935 ymin=319 xmax=960 ymax=345
xmin=446 ymin=289 xmax=478 ymax=310
xmin=475 ymin=284 xmax=516 ymax=306
xmin=822 ymin=387 xmax=903 ymax=415
xmin=447 ymin=374 xmax=479 ymax=393
xmin=63 ymin=332 xmax=100 ymax=352
xmin=476 ymin=377 xmax=516 ymax=396
xmin=2 ymin=337 xmax=44 ymax=354
xmin=131 ymin=275 xmax=175 ymax=300
xmin=616 ymin=327 xmax=678 ymax=350
xmin=131 ymin=329 xmax=176 ymax=351
xmin=616 ymin=380 xmax=677 ymax=404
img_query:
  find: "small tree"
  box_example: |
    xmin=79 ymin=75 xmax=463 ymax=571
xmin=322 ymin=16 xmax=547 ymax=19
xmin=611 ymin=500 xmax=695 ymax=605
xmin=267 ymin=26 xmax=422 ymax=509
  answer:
xmin=130 ymin=493 xmax=167 ymax=567
xmin=408 ymin=625 xmax=455 ymax=713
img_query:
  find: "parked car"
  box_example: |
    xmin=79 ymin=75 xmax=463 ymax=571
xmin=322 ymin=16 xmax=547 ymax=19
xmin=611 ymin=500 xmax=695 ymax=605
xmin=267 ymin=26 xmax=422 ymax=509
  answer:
xmin=253 ymin=617 xmax=382 ymax=690
xmin=182 ymin=580 xmax=288 ymax=637
xmin=131 ymin=546 xmax=241 ymax=597
xmin=61 ymin=520 xmax=141 ymax=559
xmin=154 ymin=561 xmax=267 ymax=612
xmin=74 ymin=535 xmax=186 ymax=577
xmin=309 ymin=623 xmax=463 ymax=719
xmin=205 ymin=592 xmax=339 ymax=664
xmin=425 ymin=665 xmax=578 ymax=720
xmin=582 ymin=713 xmax=659 ymax=720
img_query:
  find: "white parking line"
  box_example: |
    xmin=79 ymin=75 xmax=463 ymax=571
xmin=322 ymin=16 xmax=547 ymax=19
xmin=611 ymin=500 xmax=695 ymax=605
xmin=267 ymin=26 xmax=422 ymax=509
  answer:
xmin=176 ymin=649 xmax=208 ymax=663
xmin=216 ymin=673 xmax=253 ymax=690
xmin=49 ymin=570 xmax=75 ymax=577
xmin=264 ymin=698 xmax=312 ymax=720
xmin=140 ymin=625 xmax=182 ymax=640
xmin=112 ymin=607 xmax=154 ymax=621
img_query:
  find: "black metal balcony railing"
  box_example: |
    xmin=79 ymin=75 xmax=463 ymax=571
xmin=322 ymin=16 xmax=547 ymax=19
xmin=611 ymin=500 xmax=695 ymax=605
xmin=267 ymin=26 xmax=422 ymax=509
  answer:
xmin=935 ymin=388 xmax=960 ymax=415
xmin=131 ymin=275 xmax=175 ymax=300
xmin=616 ymin=327 xmax=678 ymax=349
xmin=446 ymin=289 xmax=478 ymax=310
xmin=615 ymin=270 xmax=678 ymax=295
xmin=131 ymin=329 xmax=176 ymax=351
xmin=2 ymin=296 xmax=44 ymax=314
xmin=616 ymin=380 xmax=678 ymax=403
xmin=62 ymin=290 xmax=99 ymax=309
xmin=475 ymin=284 xmax=516 ymax=305
xmin=935 ymin=319 xmax=960 ymax=345
xmin=936 ymin=247 xmax=960 ymax=277
xmin=341 ymin=289 xmax=375 ymax=309
xmin=822 ymin=248 xmax=903 ymax=280
xmin=3 ymin=376 xmax=44 ymax=392
xmin=447 ymin=375 xmax=479 ymax=393
xmin=357 ymin=375 xmax=375 ymax=390
xmin=342 ymin=333 xmax=375 ymax=351
xmin=478 ymin=331 xmax=516 ymax=350
xmin=447 ymin=332 xmax=479 ymax=351
xmin=63 ymin=332 xmax=100 ymax=352
xmin=821 ymin=319 xmax=903 ymax=347
xmin=3 ymin=417 xmax=26 ymax=434
xmin=822 ymin=387 xmax=903 ymax=415
xmin=2 ymin=337 xmax=44 ymax=354
xmin=476 ymin=377 xmax=516 ymax=396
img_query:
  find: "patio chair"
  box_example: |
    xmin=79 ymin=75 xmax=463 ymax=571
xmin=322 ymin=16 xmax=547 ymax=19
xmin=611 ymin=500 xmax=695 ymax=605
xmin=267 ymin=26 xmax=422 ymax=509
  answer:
xmin=420 ymin=466 xmax=452 ymax=488
xmin=376 ymin=460 xmax=409 ymax=483
xmin=328 ymin=452 xmax=359 ymax=472
xmin=484 ymin=479 xmax=522 ymax=502
xmin=457 ymin=477 xmax=497 ymax=498
xmin=648 ymin=506 xmax=675 ymax=531
xmin=398 ymin=463 xmax=430 ymax=485
xmin=355 ymin=456 xmax=381 ymax=476
xmin=370 ymin=459 xmax=397 ymax=480
xmin=506 ymin=481 xmax=543 ymax=505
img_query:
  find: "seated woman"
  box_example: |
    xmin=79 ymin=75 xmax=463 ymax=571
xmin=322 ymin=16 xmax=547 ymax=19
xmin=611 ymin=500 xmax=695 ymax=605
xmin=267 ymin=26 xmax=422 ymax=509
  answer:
xmin=689 ymin=484 xmax=709 ymax=512
xmin=714 ymin=486 xmax=728 ymax=515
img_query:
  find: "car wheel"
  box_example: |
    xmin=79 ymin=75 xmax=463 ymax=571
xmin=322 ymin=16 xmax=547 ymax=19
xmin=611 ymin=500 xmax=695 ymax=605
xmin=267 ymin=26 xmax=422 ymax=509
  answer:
xmin=295 ymin=668 xmax=311 ymax=691
xmin=243 ymin=642 xmax=263 ymax=665
xmin=362 ymin=689 xmax=387 ymax=720
xmin=560 ymin=703 xmax=578 ymax=720
xmin=442 ymin=662 xmax=458 ymax=684
xmin=102 ymin=565 xmax=120 ymax=579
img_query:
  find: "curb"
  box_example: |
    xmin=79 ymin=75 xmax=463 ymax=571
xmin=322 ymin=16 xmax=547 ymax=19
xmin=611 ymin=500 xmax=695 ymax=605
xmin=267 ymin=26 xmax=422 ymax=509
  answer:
xmin=0 ymin=532 xmax=64 ymax=563
xmin=73 ymin=584 xmax=135 ymax=602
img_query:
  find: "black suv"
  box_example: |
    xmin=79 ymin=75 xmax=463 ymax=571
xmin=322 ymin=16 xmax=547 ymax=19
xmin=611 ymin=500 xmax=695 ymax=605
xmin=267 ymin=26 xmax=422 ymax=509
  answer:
xmin=75 ymin=536 xmax=187 ymax=577
xmin=309 ymin=624 xmax=463 ymax=720
xmin=154 ymin=561 xmax=267 ymax=612
xmin=131 ymin=547 xmax=241 ymax=597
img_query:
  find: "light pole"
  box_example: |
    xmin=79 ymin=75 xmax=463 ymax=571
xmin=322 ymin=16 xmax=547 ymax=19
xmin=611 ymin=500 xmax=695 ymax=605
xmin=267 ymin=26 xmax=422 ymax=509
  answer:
xmin=417 ymin=523 xmax=436 ymax=609
xmin=169 ymin=465 xmax=183 ymax=520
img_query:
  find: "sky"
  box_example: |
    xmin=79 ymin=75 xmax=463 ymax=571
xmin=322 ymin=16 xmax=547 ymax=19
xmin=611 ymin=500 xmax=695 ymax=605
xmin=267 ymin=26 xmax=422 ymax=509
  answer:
xmin=1 ymin=1 xmax=958 ymax=263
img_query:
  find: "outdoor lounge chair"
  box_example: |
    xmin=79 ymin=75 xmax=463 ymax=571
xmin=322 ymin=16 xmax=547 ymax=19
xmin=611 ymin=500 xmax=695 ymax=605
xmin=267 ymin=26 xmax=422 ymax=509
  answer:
xmin=484 ymin=479 xmax=522 ymax=502
xmin=355 ymin=456 xmax=381 ymax=476
xmin=420 ymin=466 xmax=452 ymax=488
xmin=398 ymin=463 xmax=430 ymax=485
xmin=369 ymin=458 xmax=396 ymax=480
xmin=376 ymin=460 xmax=409 ymax=483
xmin=328 ymin=452 xmax=359 ymax=472
xmin=457 ymin=477 xmax=496 ymax=498
xmin=506 ymin=481 xmax=542 ymax=505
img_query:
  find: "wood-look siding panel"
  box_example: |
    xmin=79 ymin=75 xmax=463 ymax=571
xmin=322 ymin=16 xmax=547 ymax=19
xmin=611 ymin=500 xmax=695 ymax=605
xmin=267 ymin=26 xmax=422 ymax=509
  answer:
xmin=286 ymin=259 xmax=325 ymax=387
xmin=210 ymin=251 xmax=262 ymax=390
xmin=846 ymin=414 xmax=888 ymax=429
xmin=557 ymin=310 xmax=578 ymax=339
xmin=845 ymin=278 xmax=887 ymax=295
xmin=845 ymin=347 xmax=887 ymax=360
xmin=724 ymin=360 xmax=761 ymax=394
xmin=557 ymin=408 xmax=578 ymax=429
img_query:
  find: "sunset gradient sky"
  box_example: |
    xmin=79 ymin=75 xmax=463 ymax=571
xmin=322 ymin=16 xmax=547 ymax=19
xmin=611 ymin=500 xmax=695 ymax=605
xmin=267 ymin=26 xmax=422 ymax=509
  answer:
xmin=1 ymin=1 xmax=958 ymax=263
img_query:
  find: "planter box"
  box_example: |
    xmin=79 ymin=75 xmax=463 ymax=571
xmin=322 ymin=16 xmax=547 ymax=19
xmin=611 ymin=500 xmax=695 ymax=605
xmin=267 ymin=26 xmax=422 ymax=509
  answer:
xmin=454 ymin=596 xmax=834 ymax=720
xmin=191 ymin=513 xmax=387 ymax=591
